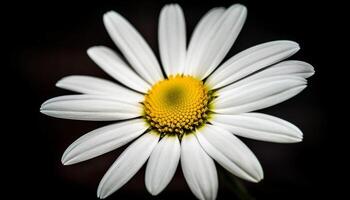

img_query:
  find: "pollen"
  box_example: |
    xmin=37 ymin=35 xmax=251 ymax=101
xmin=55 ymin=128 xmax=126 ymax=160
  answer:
xmin=143 ymin=75 xmax=213 ymax=137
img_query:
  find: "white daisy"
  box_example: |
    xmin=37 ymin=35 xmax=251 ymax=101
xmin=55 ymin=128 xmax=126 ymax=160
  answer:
xmin=40 ymin=3 xmax=314 ymax=200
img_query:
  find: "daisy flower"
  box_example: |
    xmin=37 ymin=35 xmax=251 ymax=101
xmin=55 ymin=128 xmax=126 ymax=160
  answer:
xmin=40 ymin=3 xmax=315 ymax=200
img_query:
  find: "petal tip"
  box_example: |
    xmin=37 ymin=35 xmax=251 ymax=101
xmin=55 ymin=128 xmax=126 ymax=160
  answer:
xmin=283 ymin=130 xmax=303 ymax=143
xmin=273 ymin=40 xmax=299 ymax=51
xmin=87 ymin=46 xmax=103 ymax=56
xmin=103 ymin=11 xmax=118 ymax=26
xmin=61 ymin=154 xmax=69 ymax=165
xmin=97 ymin=180 xmax=114 ymax=199
xmin=287 ymin=40 xmax=300 ymax=51
xmin=55 ymin=77 xmax=69 ymax=88
xmin=229 ymin=4 xmax=248 ymax=17
xmin=39 ymin=107 xmax=47 ymax=114
xmin=167 ymin=3 xmax=180 ymax=7
xmin=307 ymin=64 xmax=316 ymax=77
xmin=232 ymin=3 xmax=247 ymax=9
xmin=249 ymin=170 xmax=264 ymax=183
xmin=146 ymin=187 xmax=161 ymax=196
xmin=145 ymin=179 xmax=161 ymax=196
xmin=97 ymin=186 xmax=106 ymax=199
xmin=61 ymin=159 xmax=69 ymax=166
xmin=98 ymin=194 xmax=107 ymax=199
xmin=293 ymin=135 xmax=303 ymax=143
xmin=97 ymin=192 xmax=106 ymax=199
xmin=255 ymin=176 xmax=264 ymax=183
xmin=103 ymin=10 xmax=116 ymax=18
xmin=86 ymin=47 xmax=95 ymax=57
xmin=61 ymin=155 xmax=74 ymax=165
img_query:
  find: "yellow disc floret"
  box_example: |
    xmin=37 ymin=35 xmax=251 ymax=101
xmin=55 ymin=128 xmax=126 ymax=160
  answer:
xmin=143 ymin=75 xmax=212 ymax=136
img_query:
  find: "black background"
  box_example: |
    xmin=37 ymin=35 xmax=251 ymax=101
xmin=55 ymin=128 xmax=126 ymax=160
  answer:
xmin=6 ymin=0 xmax=339 ymax=199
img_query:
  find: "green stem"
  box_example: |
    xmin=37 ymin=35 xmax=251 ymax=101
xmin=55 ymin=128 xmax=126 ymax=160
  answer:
xmin=217 ymin=165 xmax=255 ymax=200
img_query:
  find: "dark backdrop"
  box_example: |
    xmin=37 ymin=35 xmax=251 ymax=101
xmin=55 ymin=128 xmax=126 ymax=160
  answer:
xmin=7 ymin=0 xmax=338 ymax=199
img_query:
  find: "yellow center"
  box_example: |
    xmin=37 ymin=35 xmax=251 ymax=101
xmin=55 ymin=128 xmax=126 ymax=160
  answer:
xmin=143 ymin=75 xmax=212 ymax=137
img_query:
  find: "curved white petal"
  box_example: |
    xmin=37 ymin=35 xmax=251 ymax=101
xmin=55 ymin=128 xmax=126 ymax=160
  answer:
xmin=196 ymin=124 xmax=263 ymax=182
xmin=214 ymin=76 xmax=307 ymax=114
xmin=56 ymin=75 xmax=144 ymax=102
xmin=185 ymin=4 xmax=247 ymax=79
xmin=97 ymin=132 xmax=159 ymax=199
xmin=62 ymin=119 xmax=148 ymax=165
xmin=206 ymin=41 xmax=300 ymax=89
xmin=103 ymin=11 xmax=164 ymax=84
xmin=211 ymin=113 xmax=303 ymax=143
xmin=223 ymin=60 xmax=315 ymax=90
xmin=181 ymin=134 xmax=218 ymax=200
xmin=145 ymin=135 xmax=180 ymax=195
xmin=158 ymin=4 xmax=186 ymax=76
xmin=40 ymin=95 xmax=141 ymax=121
xmin=184 ymin=7 xmax=225 ymax=75
xmin=87 ymin=46 xmax=151 ymax=93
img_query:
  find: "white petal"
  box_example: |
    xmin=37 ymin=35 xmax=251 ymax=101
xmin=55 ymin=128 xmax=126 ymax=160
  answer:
xmin=103 ymin=11 xmax=164 ymax=84
xmin=158 ymin=4 xmax=186 ymax=76
xmin=224 ymin=60 xmax=314 ymax=90
xmin=87 ymin=46 xmax=151 ymax=93
xmin=181 ymin=134 xmax=218 ymax=200
xmin=206 ymin=41 xmax=300 ymax=89
xmin=145 ymin=135 xmax=180 ymax=195
xmin=185 ymin=4 xmax=247 ymax=79
xmin=211 ymin=113 xmax=303 ymax=143
xmin=196 ymin=124 xmax=263 ymax=182
xmin=214 ymin=76 xmax=307 ymax=114
xmin=40 ymin=95 xmax=141 ymax=121
xmin=184 ymin=7 xmax=225 ymax=75
xmin=62 ymin=119 xmax=148 ymax=165
xmin=97 ymin=132 xmax=159 ymax=199
xmin=56 ymin=75 xmax=144 ymax=102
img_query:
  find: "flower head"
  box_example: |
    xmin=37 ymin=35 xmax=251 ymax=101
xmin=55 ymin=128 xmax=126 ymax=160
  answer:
xmin=144 ymin=75 xmax=213 ymax=136
xmin=41 ymin=3 xmax=314 ymax=200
